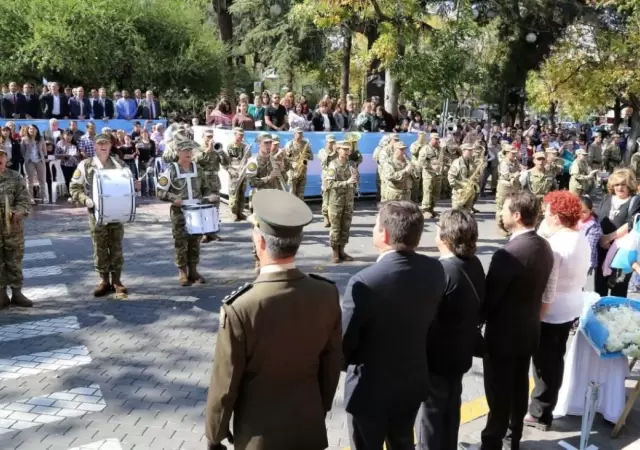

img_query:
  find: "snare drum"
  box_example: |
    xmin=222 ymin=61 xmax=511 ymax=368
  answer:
xmin=183 ymin=204 xmax=220 ymax=235
xmin=92 ymin=168 xmax=136 ymax=226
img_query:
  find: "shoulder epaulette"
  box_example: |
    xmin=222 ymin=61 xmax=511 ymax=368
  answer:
xmin=222 ymin=282 xmax=253 ymax=304
xmin=309 ymin=273 xmax=336 ymax=285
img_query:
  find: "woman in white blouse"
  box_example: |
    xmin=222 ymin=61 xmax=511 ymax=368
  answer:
xmin=20 ymin=124 xmax=48 ymax=204
xmin=287 ymin=103 xmax=308 ymax=131
xmin=525 ymin=190 xmax=590 ymax=431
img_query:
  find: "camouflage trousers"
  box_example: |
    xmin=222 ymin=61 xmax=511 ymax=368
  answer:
xmin=375 ymin=167 xmax=382 ymax=202
xmin=170 ymin=207 xmax=201 ymax=267
xmin=421 ymin=173 xmax=442 ymax=211
xmin=321 ymin=190 xmax=329 ymax=219
xmin=383 ymin=187 xmax=411 ymax=202
xmin=228 ymin=179 xmax=246 ymax=217
xmin=451 ymin=189 xmax=475 ymax=211
xmin=329 ymin=202 xmax=353 ymax=247
xmin=411 ymin=176 xmax=423 ymax=203
xmin=89 ymin=215 xmax=124 ymax=273
xmin=289 ymin=176 xmax=306 ymax=200
xmin=0 ymin=220 xmax=25 ymax=288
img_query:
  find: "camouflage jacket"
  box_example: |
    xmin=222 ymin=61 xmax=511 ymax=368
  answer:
xmin=326 ymin=159 xmax=356 ymax=205
xmin=380 ymin=158 xmax=415 ymax=192
xmin=498 ymin=160 xmax=521 ymax=188
xmin=318 ymin=147 xmax=338 ymax=179
xmin=226 ymin=142 xmax=252 ymax=178
xmin=193 ymin=148 xmax=230 ymax=174
xmin=285 ymin=139 xmax=314 ymax=174
xmin=447 ymin=156 xmax=476 ymax=190
xmin=247 ymin=153 xmax=279 ymax=190
xmin=417 ymin=144 xmax=442 ymax=175
xmin=0 ymin=169 xmax=31 ymax=230
xmin=156 ymin=162 xmax=214 ymax=204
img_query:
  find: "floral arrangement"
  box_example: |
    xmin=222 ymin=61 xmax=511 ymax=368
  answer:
xmin=594 ymin=305 xmax=640 ymax=358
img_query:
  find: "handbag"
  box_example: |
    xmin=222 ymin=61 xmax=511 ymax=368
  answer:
xmin=458 ymin=265 xmax=486 ymax=358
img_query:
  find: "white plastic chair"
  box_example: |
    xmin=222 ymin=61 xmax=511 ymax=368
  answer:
xmin=48 ymin=159 xmax=68 ymax=203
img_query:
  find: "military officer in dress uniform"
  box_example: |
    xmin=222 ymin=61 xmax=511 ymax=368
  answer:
xmin=156 ymin=139 xmax=217 ymax=286
xmin=519 ymin=152 xmax=555 ymax=227
xmin=0 ymin=146 xmax=32 ymax=308
xmin=226 ymin=128 xmax=252 ymax=221
xmin=193 ymin=130 xmax=229 ymax=243
xmin=318 ymin=134 xmax=337 ymax=227
xmin=569 ymin=148 xmax=598 ymax=197
xmin=285 ymin=128 xmax=314 ymax=199
xmin=496 ymin=145 xmax=522 ymax=235
xmin=70 ymin=133 xmax=141 ymax=298
xmin=418 ymin=133 xmax=443 ymax=219
xmin=380 ymin=142 xmax=416 ymax=201
xmin=205 ymin=189 xmax=341 ymax=450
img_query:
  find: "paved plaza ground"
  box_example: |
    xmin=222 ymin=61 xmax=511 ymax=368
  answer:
xmin=0 ymin=196 xmax=638 ymax=449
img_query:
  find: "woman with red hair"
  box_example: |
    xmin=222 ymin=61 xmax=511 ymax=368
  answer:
xmin=525 ymin=190 xmax=591 ymax=431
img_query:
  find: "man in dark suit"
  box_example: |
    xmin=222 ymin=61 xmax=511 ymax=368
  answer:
xmin=460 ymin=191 xmax=554 ymax=450
xmin=68 ymin=86 xmax=92 ymax=120
xmin=22 ymin=83 xmax=40 ymax=119
xmin=342 ymin=200 xmax=445 ymax=450
xmin=205 ymin=189 xmax=342 ymax=450
xmin=40 ymin=82 xmax=69 ymax=119
xmin=136 ymin=90 xmax=162 ymax=119
xmin=92 ymin=87 xmax=114 ymax=120
xmin=1 ymin=82 xmax=26 ymax=119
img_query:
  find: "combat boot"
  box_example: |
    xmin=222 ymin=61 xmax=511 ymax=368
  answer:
xmin=94 ymin=273 xmax=112 ymax=297
xmin=111 ymin=271 xmax=128 ymax=296
xmin=0 ymin=287 xmax=10 ymax=309
xmin=201 ymin=235 xmax=214 ymax=244
xmin=331 ymin=246 xmax=341 ymax=263
xmin=10 ymin=288 xmax=33 ymax=308
xmin=188 ymin=264 xmax=206 ymax=284
xmin=423 ymin=210 xmax=434 ymax=219
xmin=340 ymin=246 xmax=354 ymax=262
xmin=178 ymin=266 xmax=191 ymax=286
xmin=323 ymin=216 xmax=331 ymax=228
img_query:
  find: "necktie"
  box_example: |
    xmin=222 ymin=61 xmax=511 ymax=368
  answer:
xmin=80 ymin=100 xmax=83 ymax=117
xmin=12 ymin=94 xmax=16 ymax=104
xmin=151 ymin=102 xmax=155 ymax=119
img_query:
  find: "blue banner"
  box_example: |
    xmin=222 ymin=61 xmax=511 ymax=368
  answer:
xmin=0 ymin=119 xmax=166 ymax=134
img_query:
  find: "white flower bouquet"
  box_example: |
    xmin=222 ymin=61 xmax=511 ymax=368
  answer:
xmin=580 ymin=296 xmax=640 ymax=359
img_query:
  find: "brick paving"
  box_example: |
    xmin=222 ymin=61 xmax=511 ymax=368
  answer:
xmin=0 ymin=197 xmax=636 ymax=449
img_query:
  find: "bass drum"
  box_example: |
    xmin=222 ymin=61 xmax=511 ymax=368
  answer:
xmin=92 ymin=168 xmax=136 ymax=226
xmin=183 ymin=204 xmax=220 ymax=235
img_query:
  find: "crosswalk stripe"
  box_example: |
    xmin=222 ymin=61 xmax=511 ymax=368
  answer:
xmin=23 ymin=251 xmax=57 ymax=262
xmin=0 ymin=346 xmax=92 ymax=380
xmin=0 ymin=384 xmax=106 ymax=435
xmin=0 ymin=316 xmax=80 ymax=343
xmin=21 ymin=284 xmax=70 ymax=302
xmin=23 ymin=265 xmax=63 ymax=278
xmin=67 ymin=438 xmax=123 ymax=450
xmin=24 ymin=239 xmax=53 ymax=248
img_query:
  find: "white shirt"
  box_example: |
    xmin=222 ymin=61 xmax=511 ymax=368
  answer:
xmin=322 ymin=113 xmax=331 ymax=131
xmin=52 ymin=95 xmax=60 ymax=115
xmin=3 ymin=141 xmax=11 ymax=162
xmin=259 ymin=262 xmax=296 ymax=274
xmin=540 ymin=229 xmax=590 ymax=324
xmin=509 ymin=227 xmax=535 ymax=240
xmin=376 ymin=249 xmax=397 ymax=263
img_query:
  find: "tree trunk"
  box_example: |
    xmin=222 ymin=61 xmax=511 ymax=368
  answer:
xmin=340 ymin=25 xmax=352 ymax=103
xmin=625 ymin=93 xmax=640 ymax=165
xmin=365 ymin=26 xmax=384 ymax=101
xmin=613 ymin=96 xmax=622 ymax=132
xmin=213 ymin=0 xmax=235 ymax=104
xmin=384 ymin=44 xmax=404 ymax=115
xmin=548 ymin=100 xmax=557 ymax=129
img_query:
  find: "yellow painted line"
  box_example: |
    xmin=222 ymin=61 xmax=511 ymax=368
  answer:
xmin=342 ymin=377 xmax=534 ymax=450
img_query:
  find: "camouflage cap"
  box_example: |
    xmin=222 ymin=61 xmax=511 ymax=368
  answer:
xmin=293 ymin=127 xmax=304 ymax=134
xmin=417 ymin=131 xmax=426 ymax=136
xmin=502 ymin=144 xmax=518 ymax=153
xmin=545 ymin=147 xmax=558 ymax=154
xmin=271 ymin=134 xmax=280 ymax=142
xmin=258 ymin=132 xmax=272 ymax=143
xmin=95 ymin=133 xmax=111 ymax=143
xmin=233 ymin=127 xmax=244 ymax=135
xmin=576 ymin=148 xmax=588 ymax=155
xmin=534 ymin=151 xmax=547 ymax=159
xmin=460 ymin=143 xmax=474 ymax=151
xmin=394 ymin=142 xmax=407 ymax=150
xmin=250 ymin=189 xmax=313 ymax=238
xmin=430 ymin=132 xmax=440 ymax=139
xmin=326 ymin=134 xmax=336 ymax=143
xmin=176 ymin=139 xmax=200 ymax=152
xmin=336 ymin=140 xmax=351 ymax=150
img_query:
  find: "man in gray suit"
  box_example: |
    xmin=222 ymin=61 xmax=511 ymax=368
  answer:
xmin=136 ymin=90 xmax=162 ymax=119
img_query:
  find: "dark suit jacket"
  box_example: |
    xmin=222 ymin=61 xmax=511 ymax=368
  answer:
xmin=342 ymin=250 xmax=445 ymax=418
xmin=483 ymin=230 xmax=554 ymax=357
xmin=90 ymin=98 xmax=114 ymax=119
xmin=68 ymin=97 xmax=92 ymax=119
xmin=596 ymin=194 xmax=640 ymax=236
xmin=40 ymin=93 xmax=69 ymax=118
xmin=136 ymin=99 xmax=162 ymax=119
xmin=23 ymin=94 xmax=40 ymax=118
xmin=1 ymin=93 xmax=26 ymax=118
xmin=311 ymin=111 xmax=338 ymax=131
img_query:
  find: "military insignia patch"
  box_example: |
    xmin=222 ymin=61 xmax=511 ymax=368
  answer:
xmin=327 ymin=169 xmax=336 ymax=178
xmin=248 ymin=162 xmax=258 ymax=171
xmin=158 ymin=176 xmax=169 ymax=187
xmin=72 ymin=170 xmax=81 ymax=179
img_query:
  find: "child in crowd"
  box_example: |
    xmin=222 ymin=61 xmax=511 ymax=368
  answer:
xmin=578 ymin=196 xmax=602 ymax=279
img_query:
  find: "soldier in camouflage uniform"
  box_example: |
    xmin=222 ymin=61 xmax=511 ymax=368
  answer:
xmin=545 ymin=148 xmax=563 ymax=189
xmin=0 ymin=146 xmax=32 ymax=308
xmin=326 ymin=141 xmax=358 ymax=263
xmin=285 ymin=128 xmax=314 ymax=199
xmin=418 ymin=133 xmax=443 ymax=218
xmin=318 ymin=135 xmax=337 ymax=227
xmin=161 ymin=123 xmax=189 ymax=165
xmin=270 ymin=134 xmax=290 ymax=191
xmin=156 ymin=140 xmax=216 ymax=286
xmin=587 ymin=133 xmax=603 ymax=168
xmin=70 ymin=133 xmax=142 ymax=297
xmin=519 ymin=152 xmax=555 ymax=227
xmin=447 ymin=144 xmax=477 ymax=211
xmin=630 ymin=149 xmax=640 ymax=180
xmin=246 ymin=133 xmax=281 ymax=272
xmin=440 ymin=134 xmax=460 ymax=200
xmin=602 ymin=134 xmax=623 ymax=173
xmin=380 ymin=142 xmax=416 ymax=201
xmin=226 ymin=128 xmax=252 ymax=221
xmin=569 ymin=149 xmax=598 ymax=196
xmin=373 ymin=136 xmax=390 ymax=202
xmin=193 ymin=130 xmax=230 ymax=243
xmin=409 ymin=131 xmax=426 ymax=203
xmin=496 ymin=145 xmax=522 ymax=235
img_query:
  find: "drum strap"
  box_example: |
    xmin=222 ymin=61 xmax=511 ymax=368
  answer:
xmin=171 ymin=162 xmax=198 ymax=202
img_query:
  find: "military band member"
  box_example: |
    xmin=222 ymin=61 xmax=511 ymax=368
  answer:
xmin=587 ymin=133 xmax=603 ymax=168
xmin=347 ymin=136 xmax=364 ymax=168
xmin=156 ymin=140 xmax=217 ymax=286
xmin=193 ymin=130 xmax=229 ymax=243
xmin=447 ymin=143 xmax=477 ymax=210
xmin=520 ymin=152 xmax=555 ymax=227
xmin=285 ymin=128 xmax=314 ymax=199
xmin=380 ymin=142 xmax=416 ymax=201
xmin=318 ymin=135 xmax=338 ymax=227
xmin=545 ymin=148 xmax=563 ymax=189
xmin=0 ymin=146 xmax=32 ymax=308
xmin=70 ymin=133 xmax=141 ymax=297
xmin=247 ymin=133 xmax=281 ymax=272
xmin=410 ymin=131 xmax=426 ymax=203
xmin=269 ymin=134 xmax=290 ymax=191
xmin=496 ymin=145 xmax=522 ymax=235
xmin=482 ymin=134 xmax=501 ymax=196
xmin=373 ymin=135 xmax=399 ymax=201
xmin=326 ymin=141 xmax=358 ymax=263
xmin=205 ymin=189 xmax=341 ymax=450
xmin=226 ymin=128 xmax=252 ymax=221
xmin=569 ymin=148 xmax=598 ymax=196
xmin=418 ymin=133 xmax=443 ymax=218
xmin=441 ymin=136 xmax=460 ymax=199
xmin=602 ymin=134 xmax=623 ymax=173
